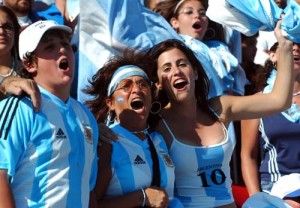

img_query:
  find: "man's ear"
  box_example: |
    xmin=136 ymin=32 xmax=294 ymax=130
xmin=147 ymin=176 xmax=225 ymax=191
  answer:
xmin=23 ymin=60 xmax=37 ymax=73
xmin=170 ymin=17 xmax=179 ymax=31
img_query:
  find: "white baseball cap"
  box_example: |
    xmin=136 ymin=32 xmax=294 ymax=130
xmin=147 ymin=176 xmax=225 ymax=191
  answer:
xmin=19 ymin=20 xmax=72 ymax=61
xmin=270 ymin=173 xmax=300 ymax=199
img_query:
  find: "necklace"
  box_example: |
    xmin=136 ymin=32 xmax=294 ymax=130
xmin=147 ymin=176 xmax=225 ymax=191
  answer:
xmin=0 ymin=68 xmax=14 ymax=78
xmin=132 ymin=125 xmax=149 ymax=134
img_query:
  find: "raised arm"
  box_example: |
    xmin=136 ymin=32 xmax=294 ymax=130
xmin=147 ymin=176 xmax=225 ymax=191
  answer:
xmin=0 ymin=170 xmax=15 ymax=208
xmin=211 ymin=21 xmax=293 ymax=123
xmin=240 ymin=119 xmax=261 ymax=196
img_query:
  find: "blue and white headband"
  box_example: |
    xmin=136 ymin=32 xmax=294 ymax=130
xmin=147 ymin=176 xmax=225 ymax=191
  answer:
xmin=107 ymin=65 xmax=149 ymax=96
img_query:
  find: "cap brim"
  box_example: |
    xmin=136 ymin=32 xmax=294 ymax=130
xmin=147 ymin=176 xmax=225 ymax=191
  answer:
xmin=19 ymin=23 xmax=72 ymax=60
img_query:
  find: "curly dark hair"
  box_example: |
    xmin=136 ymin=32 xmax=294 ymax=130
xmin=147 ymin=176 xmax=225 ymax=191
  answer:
xmin=84 ymin=49 xmax=155 ymax=124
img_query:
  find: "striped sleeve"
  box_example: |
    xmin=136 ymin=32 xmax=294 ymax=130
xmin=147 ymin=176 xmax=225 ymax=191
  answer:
xmin=0 ymin=96 xmax=21 ymax=140
xmin=0 ymin=96 xmax=32 ymax=176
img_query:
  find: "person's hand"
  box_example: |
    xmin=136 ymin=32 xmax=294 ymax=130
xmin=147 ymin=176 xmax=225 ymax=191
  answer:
xmin=2 ymin=76 xmax=41 ymax=111
xmin=145 ymin=187 xmax=169 ymax=208
xmin=98 ymin=123 xmax=118 ymax=145
xmin=274 ymin=19 xmax=293 ymax=47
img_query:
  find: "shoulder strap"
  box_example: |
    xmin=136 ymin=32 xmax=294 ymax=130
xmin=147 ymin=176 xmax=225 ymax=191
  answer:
xmin=161 ymin=118 xmax=176 ymax=140
xmin=146 ymin=133 xmax=160 ymax=187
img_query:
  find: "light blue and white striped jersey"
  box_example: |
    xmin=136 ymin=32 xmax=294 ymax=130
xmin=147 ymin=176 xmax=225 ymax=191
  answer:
xmin=259 ymin=113 xmax=300 ymax=187
xmin=163 ymin=119 xmax=235 ymax=207
xmin=0 ymin=87 xmax=98 ymax=208
xmin=106 ymin=123 xmax=176 ymax=201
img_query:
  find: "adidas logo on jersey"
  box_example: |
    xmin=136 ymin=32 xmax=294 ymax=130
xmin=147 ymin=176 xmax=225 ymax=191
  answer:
xmin=56 ymin=128 xmax=67 ymax=139
xmin=134 ymin=155 xmax=146 ymax=165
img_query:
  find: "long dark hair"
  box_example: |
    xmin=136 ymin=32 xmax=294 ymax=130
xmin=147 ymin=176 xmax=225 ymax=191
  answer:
xmin=0 ymin=6 xmax=21 ymax=70
xmin=147 ymin=39 xmax=213 ymax=115
xmin=244 ymin=42 xmax=278 ymax=95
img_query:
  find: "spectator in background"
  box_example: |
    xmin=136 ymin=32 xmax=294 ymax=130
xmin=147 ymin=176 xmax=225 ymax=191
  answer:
xmin=3 ymin=0 xmax=63 ymax=28
xmin=0 ymin=5 xmax=21 ymax=99
xmin=253 ymin=0 xmax=287 ymax=66
xmin=240 ymin=33 xmax=266 ymax=96
xmin=0 ymin=5 xmax=40 ymax=109
xmin=0 ymin=20 xmax=98 ymax=207
xmin=241 ymin=41 xmax=300 ymax=208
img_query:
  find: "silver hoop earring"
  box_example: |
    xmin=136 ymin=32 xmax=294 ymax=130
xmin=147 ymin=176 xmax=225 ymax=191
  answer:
xmin=105 ymin=111 xmax=113 ymax=125
xmin=150 ymin=101 xmax=162 ymax=115
xmin=205 ymin=28 xmax=216 ymax=40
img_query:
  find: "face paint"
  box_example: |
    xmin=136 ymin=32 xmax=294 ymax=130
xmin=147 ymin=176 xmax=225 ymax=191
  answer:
xmin=116 ymin=96 xmax=125 ymax=103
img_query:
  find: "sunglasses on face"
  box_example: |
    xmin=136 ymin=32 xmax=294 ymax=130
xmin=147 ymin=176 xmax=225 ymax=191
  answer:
xmin=115 ymin=79 xmax=151 ymax=93
xmin=178 ymin=7 xmax=206 ymax=17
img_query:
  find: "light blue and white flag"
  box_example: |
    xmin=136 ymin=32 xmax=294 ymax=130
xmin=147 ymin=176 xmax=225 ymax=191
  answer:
xmin=207 ymin=0 xmax=300 ymax=42
xmin=281 ymin=0 xmax=300 ymax=43
xmin=207 ymin=0 xmax=282 ymax=36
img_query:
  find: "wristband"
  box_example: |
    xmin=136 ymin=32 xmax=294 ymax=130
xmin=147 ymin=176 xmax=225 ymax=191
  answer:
xmin=141 ymin=188 xmax=146 ymax=207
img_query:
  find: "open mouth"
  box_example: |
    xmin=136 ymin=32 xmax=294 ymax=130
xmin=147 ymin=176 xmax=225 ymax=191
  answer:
xmin=192 ymin=22 xmax=202 ymax=30
xmin=130 ymin=99 xmax=144 ymax=110
xmin=59 ymin=58 xmax=69 ymax=70
xmin=173 ymin=80 xmax=188 ymax=90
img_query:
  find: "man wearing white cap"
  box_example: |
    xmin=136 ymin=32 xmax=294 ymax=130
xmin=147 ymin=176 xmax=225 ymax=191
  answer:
xmin=0 ymin=20 xmax=98 ymax=208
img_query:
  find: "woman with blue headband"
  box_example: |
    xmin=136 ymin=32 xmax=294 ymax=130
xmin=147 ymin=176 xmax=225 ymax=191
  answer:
xmin=86 ymin=50 xmax=182 ymax=208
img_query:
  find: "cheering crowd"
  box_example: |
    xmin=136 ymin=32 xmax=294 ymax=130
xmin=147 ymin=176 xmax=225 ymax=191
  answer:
xmin=0 ymin=0 xmax=300 ymax=207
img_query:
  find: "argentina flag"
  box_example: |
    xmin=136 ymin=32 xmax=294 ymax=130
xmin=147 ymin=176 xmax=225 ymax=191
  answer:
xmin=78 ymin=0 xmax=232 ymax=102
xmin=207 ymin=0 xmax=300 ymax=42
